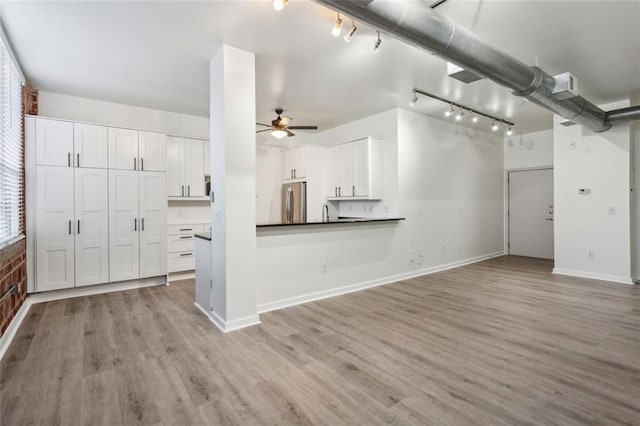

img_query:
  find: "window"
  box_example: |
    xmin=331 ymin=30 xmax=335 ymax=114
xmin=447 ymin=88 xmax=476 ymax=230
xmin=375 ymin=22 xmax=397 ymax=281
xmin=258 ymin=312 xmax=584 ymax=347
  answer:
xmin=0 ymin=30 xmax=24 ymax=247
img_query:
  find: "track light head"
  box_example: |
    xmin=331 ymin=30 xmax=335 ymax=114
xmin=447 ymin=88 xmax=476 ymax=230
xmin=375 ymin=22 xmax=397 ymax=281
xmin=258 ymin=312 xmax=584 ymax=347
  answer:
xmin=409 ymin=91 xmax=418 ymax=107
xmin=273 ymin=0 xmax=288 ymax=11
xmin=445 ymin=104 xmax=454 ymax=117
xmin=372 ymin=31 xmax=382 ymax=53
xmin=344 ymin=21 xmax=357 ymax=42
xmin=455 ymin=109 xmax=464 ymax=121
xmin=332 ymin=13 xmax=343 ymax=37
xmin=470 ymin=113 xmax=478 ymax=123
xmin=491 ymin=121 xmax=499 ymax=131
xmin=506 ymin=125 xmax=513 ymax=136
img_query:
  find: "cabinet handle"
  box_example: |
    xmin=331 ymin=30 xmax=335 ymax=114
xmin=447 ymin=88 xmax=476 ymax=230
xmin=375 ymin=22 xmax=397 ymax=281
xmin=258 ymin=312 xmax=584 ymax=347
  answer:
xmin=77 ymin=153 xmax=80 ymax=168
xmin=134 ymin=157 xmax=137 ymax=170
xmin=68 ymin=220 xmax=72 ymax=235
xmin=67 ymin=153 xmax=71 ymax=167
xmin=77 ymin=220 xmax=80 ymax=234
xmin=179 ymin=228 xmax=192 ymax=231
xmin=134 ymin=218 xmax=137 ymax=231
xmin=293 ymin=168 xmax=296 ymax=178
xmin=352 ymin=186 xmax=355 ymax=196
xmin=141 ymin=158 xmax=144 ymax=171
xmin=181 ymin=185 xmax=184 ymax=197
xmin=335 ymin=187 xmax=337 ymax=197
xmin=188 ymin=185 xmax=191 ymax=197
xmin=179 ymin=235 xmax=193 ymax=239
xmin=180 ymin=252 xmax=193 ymax=257
xmin=338 ymin=187 xmax=341 ymax=197
xmin=141 ymin=218 xmax=145 ymax=231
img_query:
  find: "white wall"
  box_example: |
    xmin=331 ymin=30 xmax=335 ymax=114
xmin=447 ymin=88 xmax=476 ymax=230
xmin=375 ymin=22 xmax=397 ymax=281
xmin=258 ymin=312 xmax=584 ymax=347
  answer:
xmin=631 ymin=91 xmax=640 ymax=281
xmin=256 ymin=143 xmax=282 ymax=223
xmin=255 ymin=108 xmax=504 ymax=310
xmin=504 ymin=129 xmax=553 ymax=170
xmin=38 ymin=91 xmax=210 ymax=139
xmin=553 ymin=100 xmax=632 ymax=284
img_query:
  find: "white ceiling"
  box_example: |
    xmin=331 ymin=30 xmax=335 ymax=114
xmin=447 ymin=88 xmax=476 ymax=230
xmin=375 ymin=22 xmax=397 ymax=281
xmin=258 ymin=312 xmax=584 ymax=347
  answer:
xmin=1 ymin=0 xmax=639 ymax=134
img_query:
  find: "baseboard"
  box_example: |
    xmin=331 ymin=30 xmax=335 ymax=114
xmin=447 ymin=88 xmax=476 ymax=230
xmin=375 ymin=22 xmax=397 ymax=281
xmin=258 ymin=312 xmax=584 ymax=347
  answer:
xmin=28 ymin=276 xmax=167 ymax=304
xmin=552 ymin=268 xmax=634 ymax=285
xmin=193 ymin=303 xmax=261 ymax=333
xmin=168 ymin=270 xmax=195 ymax=282
xmin=258 ymin=251 xmax=505 ymax=314
xmin=0 ymin=298 xmax=32 ymax=361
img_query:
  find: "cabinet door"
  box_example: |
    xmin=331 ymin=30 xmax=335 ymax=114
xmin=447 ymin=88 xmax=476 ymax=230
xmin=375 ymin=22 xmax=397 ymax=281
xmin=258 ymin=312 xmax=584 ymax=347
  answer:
xmin=282 ymin=150 xmax=295 ymax=180
xmin=339 ymin=144 xmax=355 ymax=197
xmin=167 ymin=137 xmax=185 ymax=196
xmin=294 ymin=147 xmax=307 ymax=179
xmin=109 ymin=170 xmax=140 ymax=282
xmin=352 ymin=140 xmax=370 ymax=197
xmin=74 ymin=168 xmax=109 ymax=286
xmin=203 ymin=140 xmax=211 ymax=176
xmin=139 ymin=172 xmax=167 ymax=278
xmin=138 ymin=131 xmax=167 ymax=172
xmin=35 ymin=118 xmax=74 ymax=167
xmin=326 ymin=146 xmax=340 ymax=197
xmin=184 ymin=138 xmax=204 ymax=197
xmin=74 ymin=123 xmax=107 ymax=168
xmin=108 ymin=127 xmax=138 ymax=170
xmin=36 ymin=166 xmax=75 ymax=291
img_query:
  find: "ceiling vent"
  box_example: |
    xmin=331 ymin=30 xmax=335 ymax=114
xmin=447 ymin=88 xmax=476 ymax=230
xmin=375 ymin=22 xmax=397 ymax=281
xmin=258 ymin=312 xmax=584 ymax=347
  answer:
xmin=552 ymin=72 xmax=578 ymax=100
xmin=447 ymin=62 xmax=483 ymax=84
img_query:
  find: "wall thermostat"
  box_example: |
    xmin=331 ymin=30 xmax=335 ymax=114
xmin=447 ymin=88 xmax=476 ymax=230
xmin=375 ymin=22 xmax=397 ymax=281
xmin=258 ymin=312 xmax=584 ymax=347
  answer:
xmin=578 ymin=188 xmax=590 ymax=194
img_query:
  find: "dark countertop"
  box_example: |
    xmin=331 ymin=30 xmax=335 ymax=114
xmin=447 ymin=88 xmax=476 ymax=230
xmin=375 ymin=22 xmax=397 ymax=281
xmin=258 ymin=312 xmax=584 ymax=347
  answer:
xmin=194 ymin=232 xmax=211 ymax=240
xmin=256 ymin=217 xmax=405 ymax=228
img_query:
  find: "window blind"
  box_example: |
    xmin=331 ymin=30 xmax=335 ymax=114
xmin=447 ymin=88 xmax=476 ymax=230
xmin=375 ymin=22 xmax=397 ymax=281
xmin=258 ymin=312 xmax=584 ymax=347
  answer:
xmin=0 ymin=33 xmax=24 ymax=247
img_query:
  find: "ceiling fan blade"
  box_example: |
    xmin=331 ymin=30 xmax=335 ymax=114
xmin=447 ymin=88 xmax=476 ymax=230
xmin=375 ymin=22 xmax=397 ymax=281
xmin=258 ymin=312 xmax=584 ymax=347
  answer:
xmin=256 ymin=129 xmax=273 ymax=133
xmin=279 ymin=116 xmax=292 ymax=127
xmin=256 ymin=122 xmax=272 ymax=127
xmin=287 ymin=125 xmax=318 ymax=130
xmin=286 ymin=129 xmax=295 ymax=137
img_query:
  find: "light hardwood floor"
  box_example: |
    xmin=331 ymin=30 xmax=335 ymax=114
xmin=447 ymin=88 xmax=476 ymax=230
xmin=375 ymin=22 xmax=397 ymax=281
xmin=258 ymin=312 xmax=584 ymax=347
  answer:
xmin=1 ymin=256 xmax=639 ymax=425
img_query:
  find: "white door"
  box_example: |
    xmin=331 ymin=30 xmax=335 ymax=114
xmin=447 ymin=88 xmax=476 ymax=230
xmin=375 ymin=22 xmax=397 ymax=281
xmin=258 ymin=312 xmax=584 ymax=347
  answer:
xmin=74 ymin=168 xmax=109 ymax=286
xmin=36 ymin=166 xmax=75 ymax=291
xmin=184 ymin=138 xmax=204 ymax=197
xmin=203 ymin=140 xmax=211 ymax=176
xmin=108 ymin=127 xmax=138 ymax=170
xmin=35 ymin=118 xmax=74 ymax=167
xmin=352 ymin=140 xmax=369 ymax=197
xmin=326 ymin=146 xmax=341 ymax=197
xmin=509 ymin=169 xmax=554 ymax=259
xmin=109 ymin=170 xmax=140 ymax=282
xmin=138 ymin=131 xmax=167 ymax=172
xmin=74 ymin=123 xmax=107 ymax=168
xmin=166 ymin=137 xmax=185 ymax=196
xmin=139 ymin=172 xmax=167 ymax=278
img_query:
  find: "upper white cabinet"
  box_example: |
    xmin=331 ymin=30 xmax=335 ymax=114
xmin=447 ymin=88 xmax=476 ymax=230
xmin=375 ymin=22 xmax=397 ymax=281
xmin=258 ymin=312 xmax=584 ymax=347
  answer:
xmin=35 ymin=118 xmax=74 ymax=167
xmin=326 ymin=137 xmax=382 ymax=200
xmin=108 ymin=127 xmax=139 ymax=170
xmin=282 ymin=147 xmax=307 ymax=181
xmin=203 ymin=140 xmax=211 ymax=176
xmin=167 ymin=136 xmax=205 ymax=198
xmin=139 ymin=172 xmax=167 ymax=278
xmin=74 ymin=123 xmax=108 ymax=168
xmin=139 ymin=131 xmax=167 ymax=172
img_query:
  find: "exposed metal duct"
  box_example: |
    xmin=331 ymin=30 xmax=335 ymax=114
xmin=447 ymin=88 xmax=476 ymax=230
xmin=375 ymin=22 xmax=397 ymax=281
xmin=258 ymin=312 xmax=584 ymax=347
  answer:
xmin=312 ymin=0 xmax=634 ymax=133
xmin=607 ymin=106 xmax=640 ymax=125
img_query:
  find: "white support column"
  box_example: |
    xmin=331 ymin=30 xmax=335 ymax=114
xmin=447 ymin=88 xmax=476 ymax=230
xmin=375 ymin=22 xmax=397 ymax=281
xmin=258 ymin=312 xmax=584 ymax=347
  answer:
xmin=209 ymin=45 xmax=259 ymax=331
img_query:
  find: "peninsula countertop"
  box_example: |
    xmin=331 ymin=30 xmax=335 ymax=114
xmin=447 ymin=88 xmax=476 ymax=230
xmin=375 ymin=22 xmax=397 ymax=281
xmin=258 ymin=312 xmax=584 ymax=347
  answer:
xmin=256 ymin=217 xmax=405 ymax=228
xmin=194 ymin=231 xmax=211 ymax=240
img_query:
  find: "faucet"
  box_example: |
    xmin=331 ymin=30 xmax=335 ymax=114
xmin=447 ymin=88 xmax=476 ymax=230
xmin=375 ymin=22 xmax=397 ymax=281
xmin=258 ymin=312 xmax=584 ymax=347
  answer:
xmin=322 ymin=204 xmax=329 ymax=222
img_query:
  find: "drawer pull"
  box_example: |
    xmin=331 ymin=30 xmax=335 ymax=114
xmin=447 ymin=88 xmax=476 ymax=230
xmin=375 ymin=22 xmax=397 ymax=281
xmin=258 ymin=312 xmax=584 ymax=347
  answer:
xmin=179 ymin=235 xmax=193 ymax=239
xmin=180 ymin=252 xmax=193 ymax=257
xmin=179 ymin=228 xmax=193 ymax=231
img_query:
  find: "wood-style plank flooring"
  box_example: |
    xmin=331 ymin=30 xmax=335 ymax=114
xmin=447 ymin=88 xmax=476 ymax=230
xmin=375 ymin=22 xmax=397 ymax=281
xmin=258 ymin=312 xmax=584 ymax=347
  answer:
xmin=2 ymin=256 xmax=639 ymax=425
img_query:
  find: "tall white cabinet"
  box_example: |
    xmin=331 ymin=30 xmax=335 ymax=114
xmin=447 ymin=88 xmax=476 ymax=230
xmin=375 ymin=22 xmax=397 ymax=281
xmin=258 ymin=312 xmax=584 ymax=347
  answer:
xmin=28 ymin=116 xmax=168 ymax=293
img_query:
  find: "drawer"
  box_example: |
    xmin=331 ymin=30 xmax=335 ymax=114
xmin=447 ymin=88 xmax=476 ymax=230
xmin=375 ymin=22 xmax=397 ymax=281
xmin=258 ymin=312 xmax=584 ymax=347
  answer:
xmin=168 ymin=224 xmax=205 ymax=235
xmin=168 ymin=251 xmax=196 ymax=272
xmin=168 ymin=234 xmax=196 ymax=253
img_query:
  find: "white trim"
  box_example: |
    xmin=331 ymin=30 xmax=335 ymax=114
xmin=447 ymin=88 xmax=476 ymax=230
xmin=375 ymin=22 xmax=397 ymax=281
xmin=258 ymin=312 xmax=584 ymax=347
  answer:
xmin=0 ymin=21 xmax=25 ymax=83
xmin=28 ymin=276 xmax=167 ymax=303
xmin=258 ymin=251 xmax=505 ymax=313
xmin=0 ymin=298 xmax=32 ymax=361
xmin=193 ymin=303 xmax=261 ymax=333
xmin=552 ymin=268 xmax=634 ymax=285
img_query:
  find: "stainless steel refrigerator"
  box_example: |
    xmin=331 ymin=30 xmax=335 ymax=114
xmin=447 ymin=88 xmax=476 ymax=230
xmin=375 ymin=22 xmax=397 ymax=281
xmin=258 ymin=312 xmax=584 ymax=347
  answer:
xmin=282 ymin=182 xmax=307 ymax=224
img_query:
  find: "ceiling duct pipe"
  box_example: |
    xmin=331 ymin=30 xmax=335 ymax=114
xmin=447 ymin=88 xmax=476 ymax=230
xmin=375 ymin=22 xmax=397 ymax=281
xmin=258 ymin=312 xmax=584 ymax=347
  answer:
xmin=313 ymin=0 xmax=618 ymax=133
xmin=606 ymin=105 xmax=640 ymax=125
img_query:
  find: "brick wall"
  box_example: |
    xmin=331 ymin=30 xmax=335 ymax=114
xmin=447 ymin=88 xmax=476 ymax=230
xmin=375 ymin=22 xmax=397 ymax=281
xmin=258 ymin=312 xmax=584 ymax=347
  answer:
xmin=0 ymin=239 xmax=27 ymax=336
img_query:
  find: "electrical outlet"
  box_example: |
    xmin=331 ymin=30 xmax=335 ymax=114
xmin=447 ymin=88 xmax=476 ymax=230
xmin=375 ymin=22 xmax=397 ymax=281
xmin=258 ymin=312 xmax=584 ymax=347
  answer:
xmin=441 ymin=243 xmax=446 ymax=252
xmin=570 ymin=141 xmax=577 ymax=149
xmin=457 ymin=242 xmax=462 ymax=251
xmin=588 ymin=250 xmax=595 ymax=259
xmin=608 ymin=207 xmax=616 ymax=215
xmin=384 ymin=205 xmax=390 ymax=213
xmin=321 ymin=263 xmax=328 ymax=273
xmin=409 ymin=249 xmax=416 ymax=262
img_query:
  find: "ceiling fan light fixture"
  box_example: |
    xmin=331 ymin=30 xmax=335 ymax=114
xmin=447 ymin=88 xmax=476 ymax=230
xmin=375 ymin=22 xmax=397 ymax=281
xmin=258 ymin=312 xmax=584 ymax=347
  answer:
xmin=271 ymin=129 xmax=288 ymax=139
xmin=273 ymin=0 xmax=288 ymax=11
xmin=344 ymin=20 xmax=357 ymax=42
xmin=331 ymin=13 xmax=343 ymax=37
xmin=372 ymin=31 xmax=382 ymax=52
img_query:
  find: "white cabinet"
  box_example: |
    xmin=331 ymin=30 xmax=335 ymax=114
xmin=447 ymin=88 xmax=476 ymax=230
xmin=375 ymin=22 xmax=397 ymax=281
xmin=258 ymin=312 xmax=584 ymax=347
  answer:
xmin=203 ymin=140 xmax=211 ymax=176
xmin=139 ymin=172 xmax=167 ymax=278
xmin=139 ymin=131 xmax=167 ymax=172
xmin=109 ymin=170 xmax=140 ymax=282
xmin=35 ymin=166 xmax=75 ymax=291
xmin=167 ymin=223 xmax=209 ymax=273
xmin=74 ymin=168 xmax=109 ymax=286
xmin=35 ymin=118 xmax=74 ymax=167
xmin=326 ymin=137 xmax=382 ymax=200
xmin=74 ymin=123 xmax=108 ymax=168
xmin=167 ymin=136 xmax=205 ymax=198
xmin=282 ymin=147 xmax=307 ymax=180
xmin=108 ymin=127 xmax=139 ymax=170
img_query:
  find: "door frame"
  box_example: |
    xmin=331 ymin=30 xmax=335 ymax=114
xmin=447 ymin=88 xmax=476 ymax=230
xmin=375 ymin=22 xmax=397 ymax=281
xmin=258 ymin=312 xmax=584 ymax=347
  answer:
xmin=504 ymin=166 xmax=553 ymax=255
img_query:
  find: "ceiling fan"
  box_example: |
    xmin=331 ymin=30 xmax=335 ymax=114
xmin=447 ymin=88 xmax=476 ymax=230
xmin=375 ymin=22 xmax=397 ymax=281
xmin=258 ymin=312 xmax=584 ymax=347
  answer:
xmin=256 ymin=108 xmax=318 ymax=139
